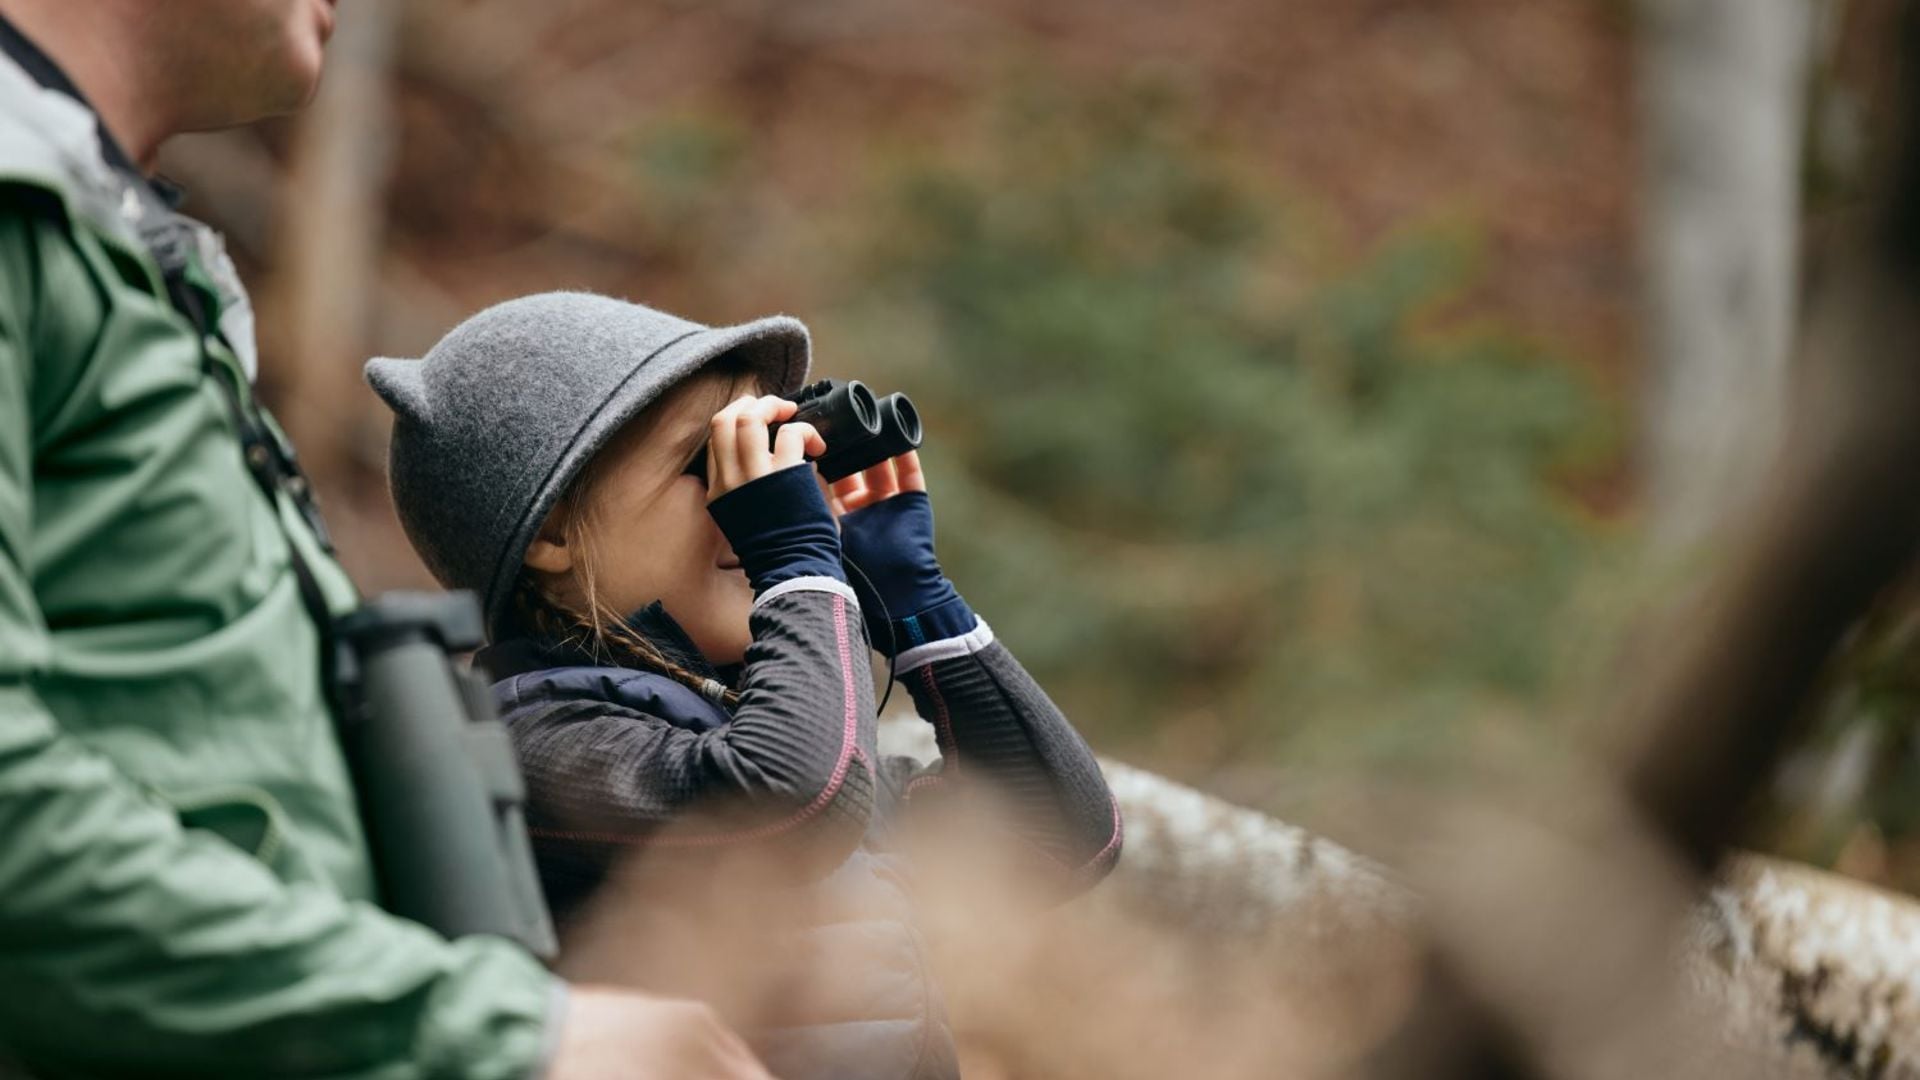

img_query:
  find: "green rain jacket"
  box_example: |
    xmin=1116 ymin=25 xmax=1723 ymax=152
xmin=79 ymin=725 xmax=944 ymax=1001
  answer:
xmin=0 ymin=38 xmax=558 ymax=1080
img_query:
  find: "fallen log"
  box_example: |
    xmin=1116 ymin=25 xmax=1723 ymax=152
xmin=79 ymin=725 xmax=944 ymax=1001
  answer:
xmin=881 ymin=720 xmax=1920 ymax=1079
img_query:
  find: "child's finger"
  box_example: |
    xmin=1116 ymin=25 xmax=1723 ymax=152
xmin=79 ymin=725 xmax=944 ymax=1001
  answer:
xmin=739 ymin=395 xmax=787 ymax=439
xmin=771 ymin=421 xmax=821 ymax=470
xmin=707 ymin=395 xmax=752 ymax=496
xmin=830 ymin=473 xmax=870 ymax=511
xmin=730 ymin=396 xmax=788 ymax=481
xmin=860 ymin=458 xmax=900 ymax=501
xmin=892 ymin=450 xmax=927 ymax=493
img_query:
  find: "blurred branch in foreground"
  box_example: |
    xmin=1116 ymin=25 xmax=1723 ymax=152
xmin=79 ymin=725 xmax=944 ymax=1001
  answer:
xmin=1358 ymin=1 xmax=1920 ymax=1077
xmin=878 ymin=716 xmax=1920 ymax=1079
xmin=267 ymin=0 xmax=399 ymax=487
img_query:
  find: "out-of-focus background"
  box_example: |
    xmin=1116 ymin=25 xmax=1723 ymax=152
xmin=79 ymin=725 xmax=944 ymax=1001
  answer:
xmin=162 ymin=0 xmax=1919 ymax=894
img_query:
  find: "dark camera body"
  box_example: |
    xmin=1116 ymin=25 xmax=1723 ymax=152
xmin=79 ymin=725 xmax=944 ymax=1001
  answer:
xmin=774 ymin=378 xmax=922 ymax=481
xmin=335 ymin=592 xmax=557 ymax=959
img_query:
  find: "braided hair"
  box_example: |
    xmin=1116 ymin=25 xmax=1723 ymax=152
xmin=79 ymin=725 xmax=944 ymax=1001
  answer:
xmin=513 ymin=574 xmax=740 ymax=709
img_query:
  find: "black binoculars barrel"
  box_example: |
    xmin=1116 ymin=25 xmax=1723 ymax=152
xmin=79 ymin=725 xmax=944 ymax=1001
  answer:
xmin=788 ymin=379 xmax=881 ymax=445
xmin=775 ymin=378 xmax=923 ymax=482
xmin=340 ymin=594 xmax=557 ymax=957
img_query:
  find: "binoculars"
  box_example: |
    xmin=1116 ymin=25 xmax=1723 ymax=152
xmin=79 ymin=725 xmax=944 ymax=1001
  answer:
xmin=774 ymin=379 xmax=922 ymax=482
xmin=334 ymin=592 xmax=557 ymax=959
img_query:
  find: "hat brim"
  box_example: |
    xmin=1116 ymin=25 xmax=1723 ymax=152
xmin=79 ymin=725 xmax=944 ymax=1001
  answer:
xmin=481 ymin=314 xmax=810 ymax=637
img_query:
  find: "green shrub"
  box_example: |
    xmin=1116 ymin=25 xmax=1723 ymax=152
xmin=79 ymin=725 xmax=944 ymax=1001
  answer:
xmin=825 ymin=79 xmax=1615 ymax=766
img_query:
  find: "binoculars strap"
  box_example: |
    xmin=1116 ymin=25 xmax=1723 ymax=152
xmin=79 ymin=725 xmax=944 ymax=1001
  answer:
xmin=134 ymin=200 xmax=342 ymax=700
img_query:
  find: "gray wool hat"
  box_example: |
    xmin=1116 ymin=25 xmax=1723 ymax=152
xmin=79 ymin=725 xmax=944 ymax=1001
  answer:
xmin=365 ymin=291 xmax=811 ymax=638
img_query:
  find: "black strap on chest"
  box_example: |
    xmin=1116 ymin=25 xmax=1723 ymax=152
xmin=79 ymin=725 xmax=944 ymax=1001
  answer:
xmin=138 ymin=200 xmax=341 ymax=674
xmin=1 ymin=11 xmax=340 ymax=654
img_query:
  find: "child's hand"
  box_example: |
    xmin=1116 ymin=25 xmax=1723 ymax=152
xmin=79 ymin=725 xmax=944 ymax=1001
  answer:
xmin=704 ymin=394 xmax=826 ymax=503
xmin=833 ymin=452 xmax=974 ymax=655
xmin=702 ymin=394 xmax=845 ymax=596
xmin=827 ymin=450 xmax=928 ymax=514
xmin=551 ymin=986 xmax=773 ymax=1079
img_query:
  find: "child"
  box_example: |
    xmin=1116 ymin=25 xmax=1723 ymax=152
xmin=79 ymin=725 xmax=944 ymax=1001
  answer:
xmin=366 ymin=292 xmax=1122 ymax=1080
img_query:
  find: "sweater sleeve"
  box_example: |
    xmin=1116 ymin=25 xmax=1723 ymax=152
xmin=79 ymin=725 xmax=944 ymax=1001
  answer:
xmin=506 ymin=582 xmax=878 ymax=881
xmin=894 ymin=622 xmax=1123 ymax=893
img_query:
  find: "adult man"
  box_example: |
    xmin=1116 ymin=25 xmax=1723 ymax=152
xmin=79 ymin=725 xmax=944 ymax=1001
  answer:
xmin=0 ymin=1 xmax=769 ymax=1076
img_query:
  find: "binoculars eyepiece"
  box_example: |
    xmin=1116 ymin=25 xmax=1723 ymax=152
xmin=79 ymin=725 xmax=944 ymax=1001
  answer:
xmin=774 ymin=378 xmax=922 ymax=482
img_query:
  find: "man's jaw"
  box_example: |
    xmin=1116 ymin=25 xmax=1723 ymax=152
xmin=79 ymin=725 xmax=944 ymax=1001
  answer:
xmin=311 ymin=0 xmax=336 ymax=44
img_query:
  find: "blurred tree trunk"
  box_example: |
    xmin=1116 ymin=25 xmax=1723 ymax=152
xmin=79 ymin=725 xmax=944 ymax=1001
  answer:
xmin=1637 ymin=0 xmax=1817 ymax=551
xmin=266 ymin=0 xmax=400 ymax=487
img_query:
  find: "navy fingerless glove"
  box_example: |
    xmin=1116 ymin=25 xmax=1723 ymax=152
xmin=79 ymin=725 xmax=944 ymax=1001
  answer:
xmin=706 ymin=464 xmax=846 ymax=593
xmin=837 ymin=491 xmax=975 ymax=657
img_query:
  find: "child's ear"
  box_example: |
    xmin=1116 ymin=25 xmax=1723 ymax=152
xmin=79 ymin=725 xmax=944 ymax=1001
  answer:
xmin=524 ymin=511 xmax=574 ymax=575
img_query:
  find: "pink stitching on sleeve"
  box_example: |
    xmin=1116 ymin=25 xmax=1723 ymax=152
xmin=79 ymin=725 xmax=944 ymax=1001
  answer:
xmin=918 ymin=666 xmax=959 ymax=771
xmin=902 ymin=774 xmax=946 ymax=802
xmin=903 ymin=667 xmax=1119 ymax=880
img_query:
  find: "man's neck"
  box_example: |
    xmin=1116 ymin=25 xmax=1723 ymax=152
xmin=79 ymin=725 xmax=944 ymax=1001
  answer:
xmin=0 ymin=2 xmax=169 ymax=172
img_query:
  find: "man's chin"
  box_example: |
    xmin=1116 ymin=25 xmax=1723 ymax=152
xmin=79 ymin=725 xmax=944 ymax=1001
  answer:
xmin=247 ymin=33 xmax=328 ymax=122
xmin=284 ymin=47 xmax=328 ymax=112
xmin=182 ymin=65 xmax=323 ymax=133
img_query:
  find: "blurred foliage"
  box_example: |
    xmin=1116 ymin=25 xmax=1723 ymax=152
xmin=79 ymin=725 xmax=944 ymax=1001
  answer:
xmin=626 ymin=111 xmax=755 ymax=257
xmin=798 ymin=79 xmax=1618 ymax=774
xmin=472 ymin=9 xmax=1920 ymax=892
xmin=1768 ymin=581 xmax=1920 ymax=890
